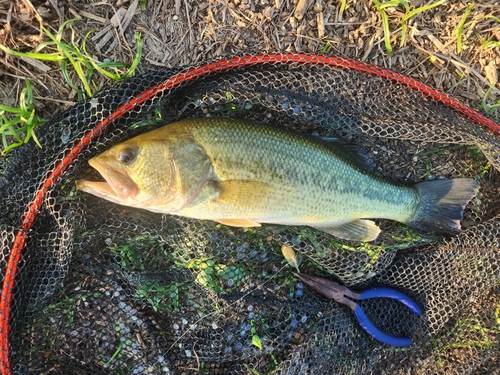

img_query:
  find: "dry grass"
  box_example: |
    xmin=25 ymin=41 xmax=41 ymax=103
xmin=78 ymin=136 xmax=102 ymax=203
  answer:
xmin=0 ymin=0 xmax=498 ymax=121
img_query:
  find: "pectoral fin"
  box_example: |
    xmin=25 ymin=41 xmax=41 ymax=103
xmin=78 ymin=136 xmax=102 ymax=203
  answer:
xmin=215 ymin=180 xmax=270 ymax=205
xmin=312 ymin=220 xmax=381 ymax=242
xmin=210 ymin=180 xmax=270 ymax=228
xmin=215 ymin=219 xmax=262 ymax=227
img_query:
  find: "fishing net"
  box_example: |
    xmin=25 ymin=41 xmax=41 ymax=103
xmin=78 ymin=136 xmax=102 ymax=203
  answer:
xmin=1 ymin=53 xmax=499 ymax=374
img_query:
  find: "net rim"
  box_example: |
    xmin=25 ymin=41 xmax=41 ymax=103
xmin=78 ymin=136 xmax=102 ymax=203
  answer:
xmin=1 ymin=52 xmax=499 ymax=373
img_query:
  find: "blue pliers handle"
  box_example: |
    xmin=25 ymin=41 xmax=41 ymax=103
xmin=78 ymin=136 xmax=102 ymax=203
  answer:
xmin=294 ymin=273 xmax=422 ymax=347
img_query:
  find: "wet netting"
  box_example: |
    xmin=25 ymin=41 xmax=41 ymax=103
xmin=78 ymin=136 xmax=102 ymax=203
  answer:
xmin=1 ymin=53 xmax=499 ymax=374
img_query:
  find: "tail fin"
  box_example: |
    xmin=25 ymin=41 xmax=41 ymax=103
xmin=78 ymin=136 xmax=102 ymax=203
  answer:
xmin=407 ymin=178 xmax=478 ymax=235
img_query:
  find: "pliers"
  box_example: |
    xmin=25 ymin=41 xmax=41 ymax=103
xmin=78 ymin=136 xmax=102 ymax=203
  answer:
xmin=294 ymin=273 xmax=422 ymax=347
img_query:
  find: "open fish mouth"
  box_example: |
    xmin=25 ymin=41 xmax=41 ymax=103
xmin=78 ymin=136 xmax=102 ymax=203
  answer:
xmin=77 ymin=158 xmax=138 ymax=201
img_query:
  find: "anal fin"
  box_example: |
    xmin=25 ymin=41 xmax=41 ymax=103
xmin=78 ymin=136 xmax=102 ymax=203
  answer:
xmin=312 ymin=219 xmax=381 ymax=242
xmin=215 ymin=219 xmax=262 ymax=228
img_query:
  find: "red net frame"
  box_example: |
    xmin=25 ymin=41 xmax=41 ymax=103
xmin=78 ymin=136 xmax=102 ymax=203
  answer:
xmin=0 ymin=52 xmax=499 ymax=374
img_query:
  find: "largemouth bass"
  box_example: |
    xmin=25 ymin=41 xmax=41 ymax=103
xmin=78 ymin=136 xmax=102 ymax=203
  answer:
xmin=77 ymin=118 xmax=478 ymax=241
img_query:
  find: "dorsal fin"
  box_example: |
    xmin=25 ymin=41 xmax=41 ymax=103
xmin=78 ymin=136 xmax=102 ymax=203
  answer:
xmin=320 ymin=137 xmax=375 ymax=171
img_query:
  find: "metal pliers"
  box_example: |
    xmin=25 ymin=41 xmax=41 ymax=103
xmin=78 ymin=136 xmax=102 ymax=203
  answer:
xmin=294 ymin=273 xmax=422 ymax=347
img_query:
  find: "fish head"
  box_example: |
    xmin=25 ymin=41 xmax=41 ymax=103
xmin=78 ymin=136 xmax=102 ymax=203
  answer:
xmin=77 ymin=136 xmax=182 ymax=210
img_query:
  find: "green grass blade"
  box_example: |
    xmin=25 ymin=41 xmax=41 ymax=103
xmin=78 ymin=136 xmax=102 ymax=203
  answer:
xmin=380 ymin=9 xmax=393 ymax=56
xmin=455 ymin=3 xmax=475 ymax=53
xmin=121 ymin=33 xmax=143 ymax=79
xmin=373 ymin=0 xmax=396 ymax=56
xmin=0 ymin=43 xmax=64 ymax=61
xmin=60 ymin=59 xmax=81 ymax=94
xmin=82 ymin=30 xmax=122 ymax=81
xmin=19 ymin=80 xmax=33 ymax=112
xmin=33 ymin=40 xmax=57 ymax=53
xmin=481 ymin=39 xmax=500 ymax=49
xmin=43 ymin=24 xmax=94 ymax=97
xmin=1 ymin=17 xmax=143 ymax=153
xmin=321 ymin=40 xmax=331 ymax=53
xmin=67 ymin=27 xmax=93 ymax=97
xmin=340 ymin=0 xmax=347 ymax=14
xmin=484 ymin=15 xmax=500 ymax=23
xmin=400 ymin=22 xmax=407 ymax=47
xmin=70 ymin=55 xmax=93 ymax=97
xmin=401 ymin=0 xmax=446 ymax=22
xmin=27 ymin=115 xmax=42 ymax=149
xmin=1 ymin=141 xmax=23 ymax=154
xmin=481 ymin=84 xmax=500 ymax=120
xmin=378 ymin=0 xmax=406 ymax=10
xmin=0 ymin=118 xmax=25 ymax=143
xmin=0 ymin=104 xmax=28 ymax=115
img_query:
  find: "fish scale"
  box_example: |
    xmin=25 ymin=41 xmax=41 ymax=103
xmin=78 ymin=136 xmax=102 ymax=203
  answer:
xmin=185 ymin=118 xmax=415 ymax=221
xmin=77 ymin=117 xmax=477 ymax=241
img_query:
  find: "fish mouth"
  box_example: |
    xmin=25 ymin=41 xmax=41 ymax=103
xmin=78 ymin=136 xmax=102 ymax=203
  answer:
xmin=77 ymin=158 xmax=138 ymax=201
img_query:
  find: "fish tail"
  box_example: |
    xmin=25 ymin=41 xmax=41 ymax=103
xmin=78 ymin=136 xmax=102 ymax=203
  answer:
xmin=407 ymin=178 xmax=478 ymax=235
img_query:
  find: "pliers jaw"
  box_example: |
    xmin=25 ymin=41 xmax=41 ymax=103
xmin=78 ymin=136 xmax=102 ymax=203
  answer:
xmin=293 ymin=272 xmax=360 ymax=311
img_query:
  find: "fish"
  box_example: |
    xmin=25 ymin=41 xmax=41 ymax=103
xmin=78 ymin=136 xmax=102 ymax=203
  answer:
xmin=76 ymin=117 xmax=478 ymax=242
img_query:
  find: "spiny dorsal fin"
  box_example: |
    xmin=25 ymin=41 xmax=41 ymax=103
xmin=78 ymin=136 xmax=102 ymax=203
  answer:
xmin=320 ymin=137 xmax=375 ymax=171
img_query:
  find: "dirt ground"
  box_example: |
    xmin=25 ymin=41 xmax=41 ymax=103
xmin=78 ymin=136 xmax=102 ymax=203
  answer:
xmin=0 ymin=0 xmax=498 ymax=121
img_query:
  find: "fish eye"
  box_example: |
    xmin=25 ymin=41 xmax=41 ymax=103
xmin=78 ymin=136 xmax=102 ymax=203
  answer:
xmin=118 ymin=148 xmax=136 ymax=164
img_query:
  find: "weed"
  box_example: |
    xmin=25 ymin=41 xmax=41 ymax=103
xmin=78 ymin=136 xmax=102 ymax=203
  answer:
xmin=186 ymin=257 xmax=247 ymax=294
xmin=243 ymin=364 xmax=260 ymax=375
xmin=321 ymin=40 xmax=332 ymax=53
xmin=372 ymin=0 xmax=446 ymax=56
xmin=134 ymin=280 xmax=182 ymax=313
xmin=250 ymin=319 xmax=263 ymax=349
xmin=430 ymin=306 xmax=500 ymax=368
xmin=340 ymin=0 xmax=348 ymax=14
xmin=454 ymin=3 xmax=475 ymax=53
xmin=103 ymin=342 xmax=124 ymax=368
xmin=0 ymin=80 xmax=43 ymax=154
xmin=477 ymin=15 xmax=500 ymax=50
xmin=481 ymin=84 xmax=500 ymax=121
xmin=0 ymin=19 xmax=142 ymax=152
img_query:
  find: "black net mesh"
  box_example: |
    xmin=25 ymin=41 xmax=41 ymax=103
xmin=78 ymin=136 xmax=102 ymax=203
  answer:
xmin=0 ymin=53 xmax=499 ymax=374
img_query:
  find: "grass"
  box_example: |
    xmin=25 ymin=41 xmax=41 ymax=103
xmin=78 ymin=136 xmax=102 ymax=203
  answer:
xmin=454 ymin=3 xmax=475 ymax=53
xmin=430 ymin=304 xmax=500 ymax=368
xmin=339 ymin=0 xmax=348 ymax=14
xmin=186 ymin=257 xmax=247 ymax=294
xmin=108 ymin=234 xmax=186 ymax=313
xmin=481 ymin=85 xmax=500 ymax=121
xmin=0 ymin=79 xmax=43 ymax=154
xmin=372 ymin=0 xmax=446 ymax=56
xmin=0 ymin=19 xmax=142 ymax=153
xmin=285 ymin=225 xmax=432 ymax=281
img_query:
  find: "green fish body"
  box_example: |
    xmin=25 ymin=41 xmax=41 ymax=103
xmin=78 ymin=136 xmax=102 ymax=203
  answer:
xmin=77 ymin=118 xmax=477 ymax=241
